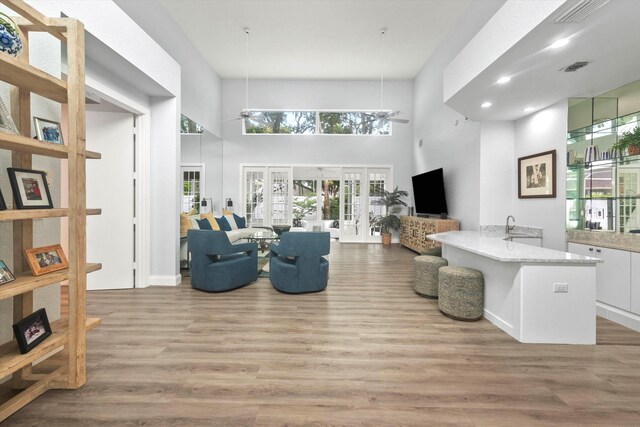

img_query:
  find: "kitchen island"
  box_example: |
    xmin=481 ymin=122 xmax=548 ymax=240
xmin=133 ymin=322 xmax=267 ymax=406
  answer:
xmin=429 ymin=231 xmax=601 ymax=344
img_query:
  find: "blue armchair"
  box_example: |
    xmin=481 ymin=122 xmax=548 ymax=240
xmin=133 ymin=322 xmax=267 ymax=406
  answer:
xmin=269 ymin=232 xmax=330 ymax=294
xmin=187 ymin=229 xmax=258 ymax=292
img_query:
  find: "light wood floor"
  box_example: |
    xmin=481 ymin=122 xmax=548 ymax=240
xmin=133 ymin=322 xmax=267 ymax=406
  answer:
xmin=5 ymin=243 xmax=640 ymax=426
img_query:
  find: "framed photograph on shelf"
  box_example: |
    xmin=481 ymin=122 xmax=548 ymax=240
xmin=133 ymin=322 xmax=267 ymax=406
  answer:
xmin=12 ymin=308 xmax=52 ymax=354
xmin=0 ymin=186 xmax=6 ymax=210
xmin=0 ymin=260 xmax=15 ymax=285
xmin=0 ymin=96 xmax=18 ymax=135
xmin=33 ymin=117 xmax=64 ymax=144
xmin=24 ymin=244 xmax=68 ymax=276
xmin=518 ymin=150 xmax=556 ymax=199
xmin=7 ymin=168 xmax=53 ymax=209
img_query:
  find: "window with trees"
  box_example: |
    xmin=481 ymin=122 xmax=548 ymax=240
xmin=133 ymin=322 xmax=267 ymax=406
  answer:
xmin=243 ymin=110 xmax=391 ymax=135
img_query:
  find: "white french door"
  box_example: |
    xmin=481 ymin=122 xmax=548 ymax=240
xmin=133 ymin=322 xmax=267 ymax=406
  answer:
xmin=340 ymin=167 xmax=392 ymax=243
xmin=242 ymin=166 xmax=292 ymax=226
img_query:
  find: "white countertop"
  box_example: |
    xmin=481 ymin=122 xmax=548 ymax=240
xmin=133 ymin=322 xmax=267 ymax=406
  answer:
xmin=429 ymin=231 xmax=602 ymax=264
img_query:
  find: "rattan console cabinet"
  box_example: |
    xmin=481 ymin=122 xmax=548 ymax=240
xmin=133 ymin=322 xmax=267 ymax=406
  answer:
xmin=399 ymin=216 xmax=460 ymax=253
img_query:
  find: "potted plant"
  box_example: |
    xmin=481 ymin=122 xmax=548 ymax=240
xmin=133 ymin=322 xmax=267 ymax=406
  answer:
xmin=371 ymin=187 xmax=408 ymax=246
xmin=613 ymin=125 xmax=640 ymax=156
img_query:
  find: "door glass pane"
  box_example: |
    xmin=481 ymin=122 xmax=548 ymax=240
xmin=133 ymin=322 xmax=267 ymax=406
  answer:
xmin=343 ymin=173 xmax=361 ymax=237
xmin=245 ymin=171 xmax=264 ymax=226
xmin=369 ymin=172 xmax=387 ymax=236
xmin=182 ymin=170 xmax=201 ymax=214
xmin=271 ymin=171 xmax=290 ymax=225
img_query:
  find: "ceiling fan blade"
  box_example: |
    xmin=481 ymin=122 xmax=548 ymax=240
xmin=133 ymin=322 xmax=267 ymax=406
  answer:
xmin=389 ymin=117 xmax=410 ymax=124
xmin=387 ymin=111 xmax=402 ymax=118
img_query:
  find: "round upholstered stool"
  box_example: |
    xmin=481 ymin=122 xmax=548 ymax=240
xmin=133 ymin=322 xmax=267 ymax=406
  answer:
xmin=414 ymin=255 xmax=448 ymax=299
xmin=438 ymin=266 xmax=484 ymax=321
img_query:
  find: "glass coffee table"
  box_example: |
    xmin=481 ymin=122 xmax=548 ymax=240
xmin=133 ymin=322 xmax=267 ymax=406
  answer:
xmin=243 ymin=230 xmax=280 ymax=252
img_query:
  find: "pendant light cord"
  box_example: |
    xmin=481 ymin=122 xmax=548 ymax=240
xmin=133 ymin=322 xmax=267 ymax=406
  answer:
xmin=244 ymin=27 xmax=250 ymax=111
xmin=380 ymin=28 xmax=386 ymax=112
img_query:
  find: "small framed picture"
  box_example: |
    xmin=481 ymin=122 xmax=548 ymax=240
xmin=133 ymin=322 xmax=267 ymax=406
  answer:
xmin=0 ymin=186 xmax=6 ymax=210
xmin=13 ymin=308 xmax=52 ymax=354
xmin=518 ymin=150 xmax=556 ymax=199
xmin=7 ymin=168 xmax=53 ymax=209
xmin=24 ymin=244 xmax=69 ymax=276
xmin=0 ymin=260 xmax=16 ymax=285
xmin=33 ymin=117 xmax=64 ymax=145
xmin=0 ymin=96 xmax=18 ymax=135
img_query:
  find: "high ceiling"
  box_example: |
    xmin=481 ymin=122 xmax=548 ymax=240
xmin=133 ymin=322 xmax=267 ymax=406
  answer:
xmin=157 ymin=0 xmax=471 ymax=80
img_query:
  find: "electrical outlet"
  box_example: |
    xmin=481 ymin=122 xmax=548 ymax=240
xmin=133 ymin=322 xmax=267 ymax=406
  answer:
xmin=554 ymin=283 xmax=568 ymax=293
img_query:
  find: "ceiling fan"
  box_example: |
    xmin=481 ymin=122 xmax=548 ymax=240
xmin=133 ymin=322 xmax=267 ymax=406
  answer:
xmin=222 ymin=28 xmax=266 ymax=126
xmin=364 ymin=28 xmax=410 ymax=127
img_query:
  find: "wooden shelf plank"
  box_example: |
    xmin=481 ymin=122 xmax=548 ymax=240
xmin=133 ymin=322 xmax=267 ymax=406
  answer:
xmin=85 ymin=317 xmax=101 ymax=332
xmin=0 ymin=208 xmax=101 ymax=221
xmin=0 ymin=54 xmax=67 ymax=103
xmin=0 ymin=325 xmax=67 ymax=379
xmin=4 ymin=1 xmax=67 ymax=40
xmin=0 ymin=366 xmax=65 ymax=421
xmin=0 ymin=133 xmax=68 ymax=158
xmin=0 ymin=263 xmax=102 ymax=300
xmin=0 ymin=133 xmax=101 ymax=159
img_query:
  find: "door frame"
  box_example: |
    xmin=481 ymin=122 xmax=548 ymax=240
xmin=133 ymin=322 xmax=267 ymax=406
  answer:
xmin=82 ymin=75 xmax=151 ymax=288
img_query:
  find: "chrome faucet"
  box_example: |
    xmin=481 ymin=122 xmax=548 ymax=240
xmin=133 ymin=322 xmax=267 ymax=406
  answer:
xmin=506 ymin=215 xmax=515 ymax=234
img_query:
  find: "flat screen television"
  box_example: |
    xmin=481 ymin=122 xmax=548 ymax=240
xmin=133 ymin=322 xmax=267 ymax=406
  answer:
xmin=411 ymin=168 xmax=448 ymax=217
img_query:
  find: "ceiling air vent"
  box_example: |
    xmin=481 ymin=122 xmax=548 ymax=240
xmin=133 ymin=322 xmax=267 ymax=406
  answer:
xmin=551 ymin=0 xmax=610 ymax=23
xmin=560 ymin=61 xmax=590 ymax=72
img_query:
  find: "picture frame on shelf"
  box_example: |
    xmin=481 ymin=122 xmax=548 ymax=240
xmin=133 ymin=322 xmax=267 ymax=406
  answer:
xmin=0 ymin=95 xmax=18 ymax=135
xmin=518 ymin=150 xmax=556 ymax=199
xmin=0 ymin=259 xmax=15 ymax=285
xmin=12 ymin=308 xmax=52 ymax=354
xmin=7 ymin=168 xmax=53 ymax=209
xmin=0 ymin=186 xmax=6 ymax=210
xmin=24 ymin=244 xmax=68 ymax=276
xmin=33 ymin=116 xmax=64 ymax=145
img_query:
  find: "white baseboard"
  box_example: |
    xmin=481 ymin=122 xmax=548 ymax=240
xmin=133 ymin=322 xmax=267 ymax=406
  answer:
xmin=597 ymin=302 xmax=640 ymax=333
xmin=148 ymin=274 xmax=182 ymax=287
xmin=483 ymin=308 xmax=517 ymax=340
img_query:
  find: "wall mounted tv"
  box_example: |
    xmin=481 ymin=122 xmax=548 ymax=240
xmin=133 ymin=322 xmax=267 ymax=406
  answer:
xmin=412 ymin=168 xmax=448 ymax=217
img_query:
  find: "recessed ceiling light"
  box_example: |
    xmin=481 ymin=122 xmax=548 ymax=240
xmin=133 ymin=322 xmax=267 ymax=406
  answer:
xmin=549 ymin=38 xmax=570 ymax=49
xmin=481 ymin=102 xmax=492 ymax=108
xmin=496 ymin=76 xmax=511 ymax=84
xmin=523 ymin=107 xmax=535 ymax=112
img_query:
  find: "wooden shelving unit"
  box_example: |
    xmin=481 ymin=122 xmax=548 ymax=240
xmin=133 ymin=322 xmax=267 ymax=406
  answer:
xmin=0 ymin=0 xmax=100 ymax=421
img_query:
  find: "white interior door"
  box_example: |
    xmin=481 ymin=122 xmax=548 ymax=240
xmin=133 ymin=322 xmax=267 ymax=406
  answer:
xmin=86 ymin=111 xmax=135 ymax=289
xmin=341 ymin=168 xmax=364 ymax=242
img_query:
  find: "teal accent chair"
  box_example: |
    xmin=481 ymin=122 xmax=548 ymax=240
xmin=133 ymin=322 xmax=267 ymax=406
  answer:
xmin=187 ymin=229 xmax=258 ymax=292
xmin=269 ymin=232 xmax=330 ymax=294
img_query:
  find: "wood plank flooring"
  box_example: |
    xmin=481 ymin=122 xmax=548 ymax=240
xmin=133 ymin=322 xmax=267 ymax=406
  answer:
xmin=5 ymin=242 xmax=640 ymax=425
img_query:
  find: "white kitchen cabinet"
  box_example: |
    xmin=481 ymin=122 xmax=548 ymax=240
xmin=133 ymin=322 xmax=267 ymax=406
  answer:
xmin=568 ymin=243 xmax=631 ymax=311
xmin=631 ymin=252 xmax=640 ymax=315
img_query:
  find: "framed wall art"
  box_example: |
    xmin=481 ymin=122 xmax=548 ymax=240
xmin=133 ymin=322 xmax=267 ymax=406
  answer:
xmin=518 ymin=150 xmax=556 ymax=199
xmin=0 ymin=95 xmax=18 ymax=135
xmin=33 ymin=116 xmax=64 ymax=144
xmin=13 ymin=308 xmax=52 ymax=354
xmin=24 ymin=244 xmax=68 ymax=276
xmin=7 ymin=168 xmax=53 ymax=209
xmin=0 ymin=186 xmax=6 ymax=210
xmin=0 ymin=260 xmax=15 ymax=285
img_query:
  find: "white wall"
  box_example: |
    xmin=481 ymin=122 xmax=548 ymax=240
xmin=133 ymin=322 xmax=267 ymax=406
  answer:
xmin=222 ymin=79 xmax=414 ymax=210
xmin=513 ymin=100 xmax=568 ymax=251
xmin=181 ymin=132 xmax=223 ymax=212
xmin=413 ymin=1 xmax=504 ymax=230
xmin=479 ymin=121 xmax=515 ymax=226
xmin=114 ymin=0 xmax=223 ymax=136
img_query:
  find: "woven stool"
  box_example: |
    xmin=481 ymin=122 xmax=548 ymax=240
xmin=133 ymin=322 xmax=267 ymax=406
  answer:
xmin=414 ymin=255 xmax=448 ymax=298
xmin=438 ymin=266 xmax=484 ymax=321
